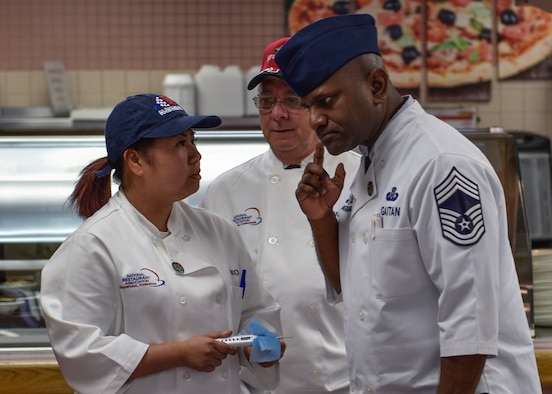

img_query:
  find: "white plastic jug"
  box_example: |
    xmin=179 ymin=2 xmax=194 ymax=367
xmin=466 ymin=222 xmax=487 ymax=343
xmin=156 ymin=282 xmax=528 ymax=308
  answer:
xmin=195 ymin=65 xmax=245 ymax=117
xmin=163 ymin=74 xmax=196 ymax=115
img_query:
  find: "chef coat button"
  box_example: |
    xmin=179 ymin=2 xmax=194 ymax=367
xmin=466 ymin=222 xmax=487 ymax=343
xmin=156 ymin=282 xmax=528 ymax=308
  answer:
xmin=221 ymin=370 xmax=229 ymax=380
xmin=179 ymin=296 xmax=187 ymax=306
xmin=350 ymin=233 xmax=355 ymax=243
xmin=307 ymin=303 xmax=319 ymax=313
xmin=182 ymin=235 xmax=190 ymax=242
xmin=350 ymin=382 xmax=357 ymax=392
xmin=183 ymin=371 xmax=191 ymax=381
xmin=379 ymin=159 xmax=385 ymax=168
xmin=308 ymin=239 xmax=315 ymax=248
xmin=311 ymin=368 xmax=320 ymax=377
xmin=358 ymin=310 xmax=366 ymax=321
xmin=362 ymin=233 xmax=369 ymax=243
xmin=270 ymin=175 xmax=279 ymax=184
xmin=215 ymin=294 xmax=223 ymax=304
xmin=268 ymin=236 xmax=278 ymax=245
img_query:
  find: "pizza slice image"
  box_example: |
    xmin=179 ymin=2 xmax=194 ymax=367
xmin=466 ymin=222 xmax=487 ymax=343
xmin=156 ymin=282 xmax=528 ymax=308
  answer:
xmin=423 ymin=0 xmax=494 ymax=88
xmin=287 ymin=0 xmax=552 ymax=88
xmin=361 ymin=0 xmax=425 ymax=88
xmin=496 ymin=0 xmax=552 ymax=79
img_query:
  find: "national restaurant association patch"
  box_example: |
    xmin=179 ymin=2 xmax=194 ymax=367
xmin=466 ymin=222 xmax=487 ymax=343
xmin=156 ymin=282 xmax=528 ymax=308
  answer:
xmin=434 ymin=167 xmax=485 ymax=246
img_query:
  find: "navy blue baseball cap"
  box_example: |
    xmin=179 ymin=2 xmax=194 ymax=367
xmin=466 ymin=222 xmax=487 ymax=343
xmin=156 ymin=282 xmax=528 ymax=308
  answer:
xmin=275 ymin=14 xmax=381 ymax=97
xmin=96 ymin=94 xmax=221 ymax=177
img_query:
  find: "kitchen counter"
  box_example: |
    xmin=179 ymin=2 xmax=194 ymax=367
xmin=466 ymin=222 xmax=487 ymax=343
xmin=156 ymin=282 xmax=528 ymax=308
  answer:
xmin=537 ymin=351 xmax=552 ymax=387
xmin=0 ymin=347 xmax=71 ymax=393
xmin=1 ymin=341 xmax=552 ymax=392
xmin=536 ymin=328 xmax=552 ymax=386
xmin=0 ymin=360 xmax=72 ymax=394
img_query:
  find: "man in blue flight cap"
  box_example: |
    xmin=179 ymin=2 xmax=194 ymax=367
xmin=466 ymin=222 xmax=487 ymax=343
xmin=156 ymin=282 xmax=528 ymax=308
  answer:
xmin=276 ymin=14 xmax=541 ymax=393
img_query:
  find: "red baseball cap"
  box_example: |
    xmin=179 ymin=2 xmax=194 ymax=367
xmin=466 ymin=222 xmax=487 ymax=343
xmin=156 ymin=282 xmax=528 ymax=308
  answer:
xmin=247 ymin=37 xmax=290 ymax=90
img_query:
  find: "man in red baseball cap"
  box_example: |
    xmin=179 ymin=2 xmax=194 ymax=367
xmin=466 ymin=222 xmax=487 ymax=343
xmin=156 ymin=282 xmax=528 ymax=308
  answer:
xmin=201 ymin=38 xmax=360 ymax=393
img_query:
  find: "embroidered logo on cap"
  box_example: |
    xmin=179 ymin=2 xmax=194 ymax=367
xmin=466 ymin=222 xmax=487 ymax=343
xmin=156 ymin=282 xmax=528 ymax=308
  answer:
xmin=434 ymin=167 xmax=485 ymax=246
xmin=155 ymin=95 xmax=183 ymax=116
xmin=261 ymin=42 xmax=286 ymax=73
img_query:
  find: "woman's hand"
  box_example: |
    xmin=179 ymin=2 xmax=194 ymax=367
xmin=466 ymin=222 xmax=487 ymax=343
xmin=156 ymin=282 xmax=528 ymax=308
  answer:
xmin=180 ymin=330 xmax=237 ymax=372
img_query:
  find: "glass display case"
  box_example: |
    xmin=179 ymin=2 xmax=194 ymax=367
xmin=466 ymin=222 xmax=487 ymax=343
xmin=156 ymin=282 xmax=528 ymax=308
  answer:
xmin=0 ymin=129 xmax=535 ymax=343
xmin=0 ymin=136 xmax=109 ymax=347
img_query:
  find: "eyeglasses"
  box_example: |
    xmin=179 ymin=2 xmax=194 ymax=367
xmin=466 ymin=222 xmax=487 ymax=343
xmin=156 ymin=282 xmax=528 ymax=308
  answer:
xmin=253 ymin=95 xmax=305 ymax=112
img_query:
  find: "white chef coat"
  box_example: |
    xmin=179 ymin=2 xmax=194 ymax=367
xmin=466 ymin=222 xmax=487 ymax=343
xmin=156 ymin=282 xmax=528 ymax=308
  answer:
xmin=201 ymin=147 xmax=359 ymax=393
xmin=334 ymin=97 xmax=541 ymax=393
xmin=40 ymin=191 xmax=282 ymax=394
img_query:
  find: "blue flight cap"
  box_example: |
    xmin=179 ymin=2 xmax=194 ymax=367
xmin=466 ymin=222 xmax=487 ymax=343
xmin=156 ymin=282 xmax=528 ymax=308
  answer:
xmin=275 ymin=14 xmax=381 ymax=97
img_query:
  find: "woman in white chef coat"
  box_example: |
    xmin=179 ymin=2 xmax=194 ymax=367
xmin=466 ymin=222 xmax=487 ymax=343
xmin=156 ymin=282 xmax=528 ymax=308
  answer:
xmin=40 ymin=94 xmax=284 ymax=394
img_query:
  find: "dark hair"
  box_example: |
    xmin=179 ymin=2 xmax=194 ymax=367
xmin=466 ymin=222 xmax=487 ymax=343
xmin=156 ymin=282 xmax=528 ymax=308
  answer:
xmin=68 ymin=138 xmax=155 ymax=218
xmin=68 ymin=157 xmax=113 ymax=219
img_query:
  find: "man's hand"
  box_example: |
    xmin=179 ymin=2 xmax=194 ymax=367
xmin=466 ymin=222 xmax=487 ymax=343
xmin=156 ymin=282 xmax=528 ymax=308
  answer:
xmin=296 ymin=142 xmax=346 ymax=221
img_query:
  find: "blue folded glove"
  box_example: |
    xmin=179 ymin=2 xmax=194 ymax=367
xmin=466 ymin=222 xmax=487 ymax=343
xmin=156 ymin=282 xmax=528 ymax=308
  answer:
xmin=240 ymin=317 xmax=281 ymax=363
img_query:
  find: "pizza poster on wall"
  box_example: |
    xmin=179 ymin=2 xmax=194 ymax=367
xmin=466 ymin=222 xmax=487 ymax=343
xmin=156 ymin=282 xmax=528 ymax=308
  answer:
xmin=285 ymin=0 xmax=552 ymax=102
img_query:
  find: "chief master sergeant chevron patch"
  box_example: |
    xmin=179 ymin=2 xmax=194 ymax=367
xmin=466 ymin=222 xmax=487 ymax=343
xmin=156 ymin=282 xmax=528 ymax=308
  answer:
xmin=434 ymin=167 xmax=486 ymax=246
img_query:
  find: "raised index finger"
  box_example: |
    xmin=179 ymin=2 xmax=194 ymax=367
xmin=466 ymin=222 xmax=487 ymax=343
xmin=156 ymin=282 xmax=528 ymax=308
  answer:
xmin=313 ymin=142 xmax=325 ymax=167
